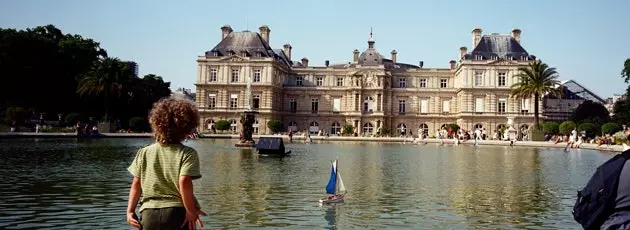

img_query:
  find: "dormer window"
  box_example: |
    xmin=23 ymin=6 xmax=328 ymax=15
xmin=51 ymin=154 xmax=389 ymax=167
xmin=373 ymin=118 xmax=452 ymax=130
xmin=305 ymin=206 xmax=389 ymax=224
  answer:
xmin=506 ymin=56 xmax=513 ymax=60
xmin=475 ymin=55 xmax=483 ymax=60
xmin=240 ymin=51 xmax=248 ymax=57
xmin=212 ymin=51 xmax=218 ymax=56
xmin=256 ymin=51 xmax=263 ymax=57
xmin=521 ymin=56 xmax=528 ymax=61
xmin=229 ymin=50 xmax=235 ymax=56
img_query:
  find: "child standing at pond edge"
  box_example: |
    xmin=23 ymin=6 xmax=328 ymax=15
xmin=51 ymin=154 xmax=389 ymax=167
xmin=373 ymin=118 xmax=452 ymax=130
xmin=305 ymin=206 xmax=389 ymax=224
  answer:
xmin=126 ymin=97 xmax=206 ymax=229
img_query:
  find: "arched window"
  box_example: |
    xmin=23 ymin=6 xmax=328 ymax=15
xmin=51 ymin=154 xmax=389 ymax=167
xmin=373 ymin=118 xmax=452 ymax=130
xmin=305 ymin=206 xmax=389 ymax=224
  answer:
xmin=288 ymin=121 xmax=298 ymax=131
xmin=474 ymin=123 xmax=483 ymax=130
xmin=253 ymin=119 xmax=259 ymax=134
xmin=330 ymin=122 xmax=341 ymax=135
xmin=363 ymin=122 xmax=374 ymax=134
xmin=229 ymin=119 xmax=238 ymax=133
xmin=397 ymin=123 xmax=407 ymax=135
xmin=309 ymin=121 xmax=320 ymax=134
xmin=364 ymin=96 xmax=374 ymax=112
xmin=419 ymin=123 xmax=429 ymax=135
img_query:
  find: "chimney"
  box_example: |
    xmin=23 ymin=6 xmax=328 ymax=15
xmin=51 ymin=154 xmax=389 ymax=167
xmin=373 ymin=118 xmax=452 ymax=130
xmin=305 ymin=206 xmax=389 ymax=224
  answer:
xmin=221 ymin=25 xmax=233 ymax=40
xmin=419 ymin=61 xmax=424 ymax=68
xmin=325 ymin=60 xmax=330 ymax=67
xmin=283 ymin=44 xmax=292 ymax=60
xmin=511 ymin=28 xmax=522 ymax=44
xmin=449 ymin=60 xmax=456 ymax=70
xmin=472 ymin=28 xmax=482 ymax=49
xmin=301 ymin=57 xmax=309 ymax=67
xmin=353 ymin=49 xmax=360 ymax=63
xmin=259 ymin=25 xmax=270 ymax=44
xmin=391 ymin=50 xmax=397 ymax=64
xmin=459 ymin=47 xmax=467 ymax=59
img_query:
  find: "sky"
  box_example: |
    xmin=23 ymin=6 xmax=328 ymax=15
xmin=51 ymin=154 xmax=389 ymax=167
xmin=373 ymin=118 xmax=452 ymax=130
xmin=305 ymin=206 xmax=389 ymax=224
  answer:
xmin=1 ymin=0 xmax=629 ymax=98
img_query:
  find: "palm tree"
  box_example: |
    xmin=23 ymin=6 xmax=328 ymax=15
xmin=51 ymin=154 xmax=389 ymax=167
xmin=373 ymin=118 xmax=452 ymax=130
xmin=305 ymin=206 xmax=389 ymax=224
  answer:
xmin=510 ymin=60 xmax=562 ymax=130
xmin=77 ymin=57 xmax=133 ymax=122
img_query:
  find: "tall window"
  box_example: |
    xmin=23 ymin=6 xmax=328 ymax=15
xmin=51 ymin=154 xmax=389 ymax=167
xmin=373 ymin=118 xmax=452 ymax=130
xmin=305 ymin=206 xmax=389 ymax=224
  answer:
xmin=363 ymin=123 xmax=374 ymax=134
xmin=364 ymin=96 xmax=374 ymax=112
xmin=336 ymin=77 xmax=344 ymax=86
xmin=253 ymin=120 xmax=259 ymax=134
xmin=231 ymin=69 xmax=239 ymax=82
xmin=440 ymin=79 xmax=447 ymax=88
xmin=252 ymin=95 xmax=260 ymax=109
xmin=288 ymin=121 xmax=298 ymax=131
xmin=354 ymin=94 xmax=360 ymax=111
xmin=230 ymin=119 xmax=237 ymax=133
xmin=289 ymin=98 xmax=297 ymax=113
xmin=208 ymin=94 xmax=216 ymax=108
xmin=419 ymin=79 xmax=427 ymax=88
xmin=209 ymin=68 xmax=217 ymax=82
xmin=498 ymin=98 xmax=507 ymax=114
xmin=296 ymin=76 xmax=303 ymax=86
xmin=330 ymin=122 xmax=341 ymax=135
xmin=475 ymin=98 xmax=484 ymax=113
xmin=398 ymin=100 xmax=406 ymax=114
xmin=399 ymin=78 xmax=406 ymax=88
xmin=311 ymin=98 xmax=318 ymax=113
xmin=420 ymin=99 xmax=428 ymax=113
xmin=316 ymin=76 xmax=323 ymax=86
xmin=230 ymin=94 xmax=238 ymax=108
xmin=442 ymin=100 xmax=450 ymax=113
xmin=377 ymin=94 xmax=382 ymax=111
xmin=475 ymin=72 xmax=483 ymax=86
xmin=253 ymin=69 xmax=261 ymax=82
xmin=498 ymin=72 xmax=506 ymax=86
xmin=521 ymin=98 xmax=530 ymax=114
xmin=332 ymin=98 xmax=341 ymax=113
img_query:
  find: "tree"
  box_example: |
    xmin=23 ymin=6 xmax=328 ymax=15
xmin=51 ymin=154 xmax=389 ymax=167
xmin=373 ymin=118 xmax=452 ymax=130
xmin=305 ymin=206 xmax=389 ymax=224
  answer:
xmin=569 ymin=100 xmax=610 ymax=125
xmin=342 ymin=124 xmax=354 ymax=135
xmin=578 ymin=123 xmax=598 ymax=138
xmin=622 ymin=58 xmax=630 ymax=83
xmin=266 ymin=120 xmax=282 ymax=133
xmin=614 ymin=58 xmax=630 ymax=125
xmin=214 ymin=120 xmax=230 ymax=131
xmin=77 ymin=57 xmax=133 ymax=121
xmin=510 ymin=60 xmax=562 ymax=130
xmin=128 ymin=117 xmax=147 ymax=132
xmin=602 ymin=122 xmax=622 ymax=135
xmin=559 ymin=121 xmax=577 ymax=135
xmin=542 ymin=122 xmax=559 ymax=134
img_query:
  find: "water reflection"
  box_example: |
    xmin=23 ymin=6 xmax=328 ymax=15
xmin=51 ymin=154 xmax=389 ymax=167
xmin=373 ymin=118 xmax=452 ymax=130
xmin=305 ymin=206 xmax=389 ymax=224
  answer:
xmin=0 ymin=138 xmax=615 ymax=229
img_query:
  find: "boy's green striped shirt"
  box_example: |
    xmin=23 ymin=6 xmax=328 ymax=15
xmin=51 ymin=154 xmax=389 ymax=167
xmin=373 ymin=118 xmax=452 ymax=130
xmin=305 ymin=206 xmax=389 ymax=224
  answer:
xmin=128 ymin=143 xmax=201 ymax=211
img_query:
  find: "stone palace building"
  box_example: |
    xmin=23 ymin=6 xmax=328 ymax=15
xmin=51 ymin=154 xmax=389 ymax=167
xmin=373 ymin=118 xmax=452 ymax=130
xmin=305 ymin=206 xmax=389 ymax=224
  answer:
xmin=195 ymin=25 xmax=538 ymax=136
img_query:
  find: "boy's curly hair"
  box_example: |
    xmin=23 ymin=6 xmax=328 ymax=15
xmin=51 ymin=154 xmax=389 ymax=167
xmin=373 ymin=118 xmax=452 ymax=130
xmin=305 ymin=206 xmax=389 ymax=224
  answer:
xmin=149 ymin=97 xmax=199 ymax=144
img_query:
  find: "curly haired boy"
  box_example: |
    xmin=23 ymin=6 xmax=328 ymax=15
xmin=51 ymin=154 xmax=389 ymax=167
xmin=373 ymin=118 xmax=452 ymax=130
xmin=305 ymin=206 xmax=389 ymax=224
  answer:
xmin=126 ymin=97 xmax=206 ymax=229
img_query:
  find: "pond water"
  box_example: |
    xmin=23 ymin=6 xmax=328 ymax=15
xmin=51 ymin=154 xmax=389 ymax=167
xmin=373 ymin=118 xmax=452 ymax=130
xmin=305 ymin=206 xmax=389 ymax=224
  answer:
xmin=0 ymin=138 xmax=614 ymax=229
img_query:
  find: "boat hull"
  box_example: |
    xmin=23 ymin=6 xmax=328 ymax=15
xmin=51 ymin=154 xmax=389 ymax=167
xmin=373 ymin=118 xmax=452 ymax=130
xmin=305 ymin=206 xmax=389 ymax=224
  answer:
xmin=319 ymin=194 xmax=345 ymax=204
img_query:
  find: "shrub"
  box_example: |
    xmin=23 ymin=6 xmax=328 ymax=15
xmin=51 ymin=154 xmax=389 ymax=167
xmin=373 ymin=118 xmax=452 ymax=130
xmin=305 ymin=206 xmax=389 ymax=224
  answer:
xmin=559 ymin=121 xmax=577 ymax=135
xmin=614 ymin=131 xmax=628 ymax=145
xmin=129 ymin=117 xmax=147 ymax=132
xmin=342 ymin=124 xmax=354 ymax=135
xmin=266 ymin=120 xmax=283 ymax=133
xmin=578 ymin=123 xmax=598 ymax=138
xmin=601 ymin=122 xmax=622 ymax=135
xmin=64 ymin=113 xmax=83 ymax=125
xmin=214 ymin=120 xmax=230 ymax=131
xmin=5 ymin=107 xmax=27 ymax=125
xmin=542 ymin=122 xmax=559 ymax=134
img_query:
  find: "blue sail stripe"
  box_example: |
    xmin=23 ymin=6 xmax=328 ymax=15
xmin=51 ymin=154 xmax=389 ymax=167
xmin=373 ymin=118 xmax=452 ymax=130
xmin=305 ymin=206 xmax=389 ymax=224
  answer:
xmin=325 ymin=164 xmax=336 ymax=194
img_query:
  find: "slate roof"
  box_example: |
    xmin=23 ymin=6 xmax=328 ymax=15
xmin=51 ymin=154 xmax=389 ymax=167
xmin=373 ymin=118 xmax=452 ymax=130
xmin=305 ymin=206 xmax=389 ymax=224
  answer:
xmin=205 ymin=31 xmax=292 ymax=67
xmin=463 ymin=35 xmax=534 ymax=60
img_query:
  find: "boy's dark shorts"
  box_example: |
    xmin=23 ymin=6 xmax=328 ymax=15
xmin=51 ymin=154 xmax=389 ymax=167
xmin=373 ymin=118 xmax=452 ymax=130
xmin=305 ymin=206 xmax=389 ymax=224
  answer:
xmin=141 ymin=207 xmax=188 ymax=229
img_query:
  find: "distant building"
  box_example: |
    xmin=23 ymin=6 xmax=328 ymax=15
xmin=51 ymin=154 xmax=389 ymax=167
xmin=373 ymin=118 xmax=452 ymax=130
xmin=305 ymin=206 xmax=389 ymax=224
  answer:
xmin=605 ymin=93 xmax=627 ymax=116
xmin=542 ymin=80 xmax=605 ymax=122
xmin=126 ymin=61 xmax=139 ymax=77
xmin=173 ymin=88 xmax=195 ymax=101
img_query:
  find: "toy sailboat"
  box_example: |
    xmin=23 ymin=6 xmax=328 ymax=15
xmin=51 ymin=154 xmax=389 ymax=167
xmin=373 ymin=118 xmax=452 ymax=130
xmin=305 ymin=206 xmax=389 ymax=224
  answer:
xmin=319 ymin=159 xmax=346 ymax=204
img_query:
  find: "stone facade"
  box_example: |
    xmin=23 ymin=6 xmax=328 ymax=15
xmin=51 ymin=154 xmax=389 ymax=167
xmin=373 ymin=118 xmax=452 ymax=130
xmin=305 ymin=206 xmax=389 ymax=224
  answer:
xmin=196 ymin=25 xmax=537 ymax=136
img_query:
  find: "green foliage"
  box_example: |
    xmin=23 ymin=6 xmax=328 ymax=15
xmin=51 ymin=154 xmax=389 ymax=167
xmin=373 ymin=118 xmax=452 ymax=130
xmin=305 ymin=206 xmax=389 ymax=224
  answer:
xmin=601 ymin=122 xmax=622 ymax=135
xmin=128 ymin=117 xmax=147 ymax=132
xmin=622 ymin=58 xmax=630 ymax=83
xmin=0 ymin=25 xmax=171 ymax=126
xmin=570 ymin=100 xmax=610 ymax=125
xmin=214 ymin=120 xmax=230 ymax=131
xmin=510 ymin=60 xmax=562 ymax=130
xmin=613 ymin=99 xmax=630 ymax=125
xmin=614 ymin=131 xmax=628 ymax=144
xmin=40 ymin=126 xmax=75 ymax=133
xmin=578 ymin=123 xmax=598 ymax=138
xmin=342 ymin=124 xmax=354 ymax=135
xmin=381 ymin=127 xmax=392 ymax=136
xmin=542 ymin=122 xmax=560 ymax=134
xmin=64 ymin=113 xmax=83 ymax=125
xmin=559 ymin=121 xmax=577 ymax=135
xmin=5 ymin=107 xmax=27 ymax=124
xmin=445 ymin=124 xmax=460 ymax=132
xmin=266 ymin=119 xmax=282 ymax=133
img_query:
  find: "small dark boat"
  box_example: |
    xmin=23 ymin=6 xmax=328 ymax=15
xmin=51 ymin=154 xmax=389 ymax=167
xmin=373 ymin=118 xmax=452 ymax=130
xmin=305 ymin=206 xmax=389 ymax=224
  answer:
xmin=256 ymin=137 xmax=291 ymax=156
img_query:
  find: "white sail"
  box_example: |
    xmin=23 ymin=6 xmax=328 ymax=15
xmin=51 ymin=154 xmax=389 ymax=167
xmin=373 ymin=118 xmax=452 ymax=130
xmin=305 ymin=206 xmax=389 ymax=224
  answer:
xmin=337 ymin=172 xmax=346 ymax=193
